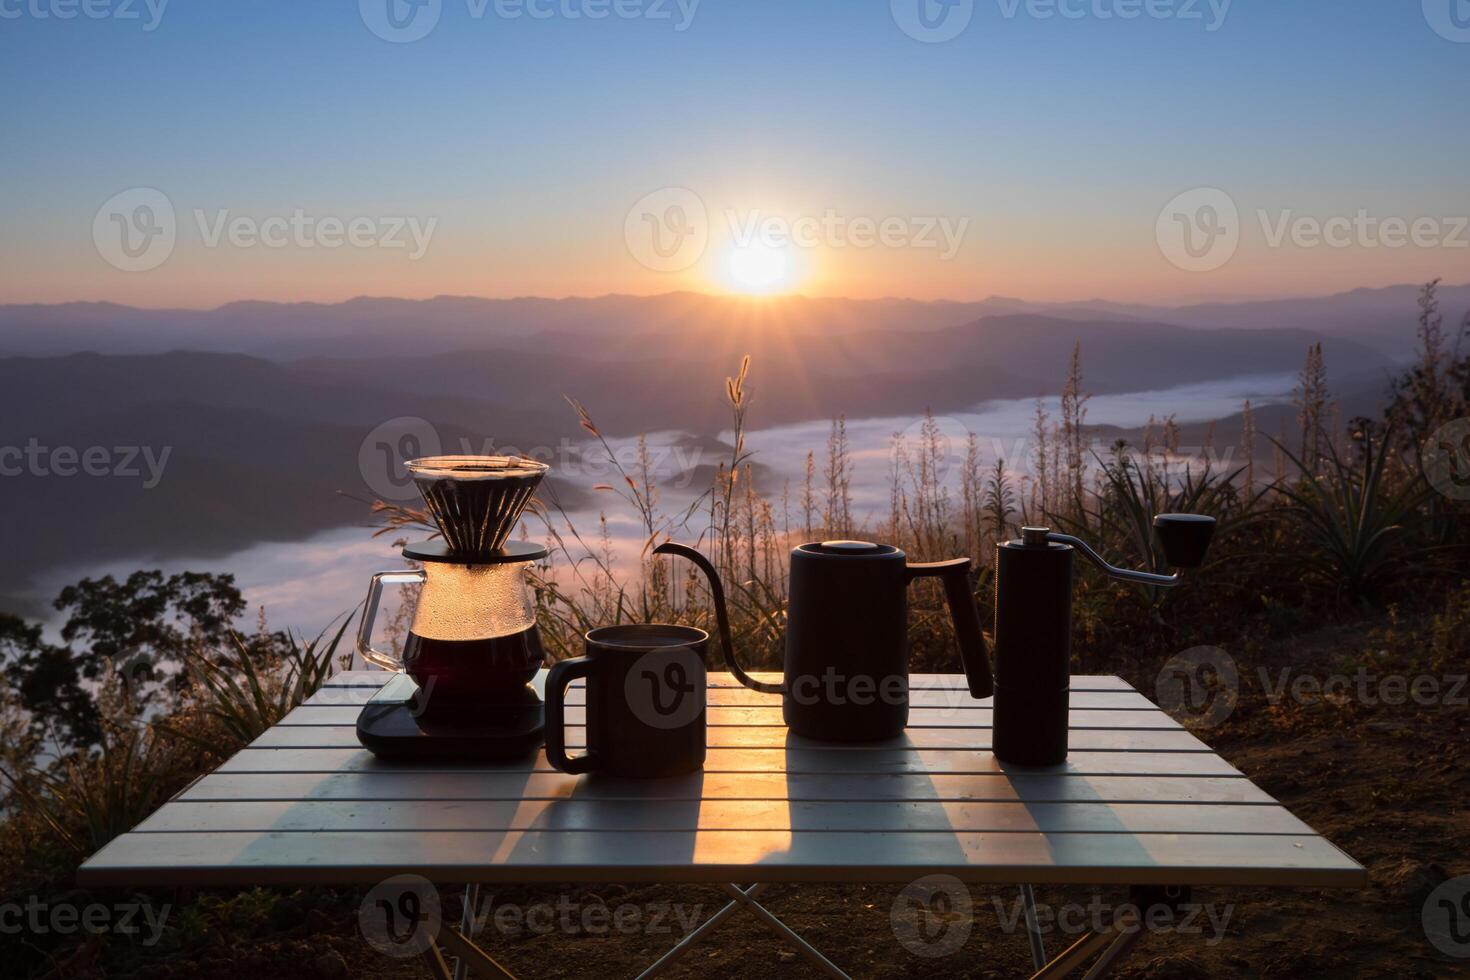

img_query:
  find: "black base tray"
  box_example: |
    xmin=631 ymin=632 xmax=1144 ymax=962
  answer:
xmin=356 ymin=674 xmax=545 ymax=762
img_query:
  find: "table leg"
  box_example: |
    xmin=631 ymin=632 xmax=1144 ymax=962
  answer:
xmin=438 ymin=924 xmax=519 ymax=980
xmin=719 ymin=883 xmax=849 ymax=979
xmin=1027 ymin=905 xmax=1146 ymax=980
xmin=422 ymin=941 xmax=457 ymax=980
xmin=635 ymin=883 xmax=851 ymax=980
xmin=1028 ymin=931 xmax=1116 ymax=979
xmin=454 ymin=884 xmax=482 ymax=980
xmin=635 ymin=883 xmax=770 ymax=979
xmin=1021 ymin=884 xmax=1047 ymax=971
xmin=1078 ymin=929 xmax=1145 ymax=980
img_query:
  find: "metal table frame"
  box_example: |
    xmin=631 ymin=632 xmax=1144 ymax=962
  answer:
xmin=426 ymin=880 xmax=1169 ymax=979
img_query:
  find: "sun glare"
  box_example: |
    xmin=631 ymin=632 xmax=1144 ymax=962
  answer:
xmin=725 ymin=240 xmax=798 ymax=295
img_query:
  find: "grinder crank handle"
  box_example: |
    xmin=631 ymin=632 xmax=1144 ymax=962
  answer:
xmin=907 ymin=557 xmax=994 ymax=700
xmin=1041 ymin=514 xmax=1217 ymax=587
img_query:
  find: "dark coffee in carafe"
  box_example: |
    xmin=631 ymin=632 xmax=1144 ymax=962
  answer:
xmin=402 ymin=625 xmax=545 ymax=704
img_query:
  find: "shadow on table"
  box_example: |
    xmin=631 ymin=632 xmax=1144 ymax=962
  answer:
xmin=771 ymin=728 xmax=975 ymax=872
xmin=495 ymin=765 xmax=707 ymax=874
xmin=1003 ymin=754 xmax=1155 ymax=880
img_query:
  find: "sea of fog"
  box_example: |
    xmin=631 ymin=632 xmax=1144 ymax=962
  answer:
xmin=26 ymin=373 xmax=1295 ymax=644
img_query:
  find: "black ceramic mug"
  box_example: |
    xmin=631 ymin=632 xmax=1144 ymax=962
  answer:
xmin=545 ymin=624 xmax=708 ymax=777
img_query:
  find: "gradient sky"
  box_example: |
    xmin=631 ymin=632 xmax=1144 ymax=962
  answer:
xmin=2 ymin=0 xmax=1467 ymax=307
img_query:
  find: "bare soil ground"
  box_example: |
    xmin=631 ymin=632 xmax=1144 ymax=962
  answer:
xmin=39 ymin=612 xmax=1470 ymax=979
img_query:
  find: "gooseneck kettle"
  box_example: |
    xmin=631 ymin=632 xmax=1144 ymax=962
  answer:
xmin=659 ymin=513 xmax=1213 ymax=755
xmin=656 ymin=540 xmax=992 ymax=741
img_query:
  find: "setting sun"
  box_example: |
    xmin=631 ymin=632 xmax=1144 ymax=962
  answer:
xmin=725 ymin=240 xmax=799 ymax=295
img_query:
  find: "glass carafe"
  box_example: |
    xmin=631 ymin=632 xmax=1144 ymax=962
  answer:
xmin=357 ymin=541 xmax=547 ymax=703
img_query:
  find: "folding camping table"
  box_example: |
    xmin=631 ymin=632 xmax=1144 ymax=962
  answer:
xmin=79 ymin=671 xmax=1365 ymax=978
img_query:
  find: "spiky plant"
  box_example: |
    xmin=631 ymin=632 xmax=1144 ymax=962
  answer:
xmin=1269 ymin=430 xmax=1440 ymax=603
xmin=0 ymin=723 xmax=173 ymax=856
xmin=159 ymin=617 xmax=350 ymax=758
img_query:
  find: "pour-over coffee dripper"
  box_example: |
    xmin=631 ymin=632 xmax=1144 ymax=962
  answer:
xmin=355 ymin=455 xmax=551 ymax=760
xmin=409 ymin=455 xmax=547 ymax=556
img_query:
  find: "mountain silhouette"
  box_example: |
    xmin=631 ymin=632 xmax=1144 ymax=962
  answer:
xmin=0 ymin=287 xmax=1429 ymax=602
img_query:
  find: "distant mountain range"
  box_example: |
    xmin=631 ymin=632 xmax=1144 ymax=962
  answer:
xmin=0 ymin=351 xmax=591 ymax=604
xmin=0 ymin=284 xmax=1443 ymax=604
xmin=0 ymin=282 xmax=1461 ymax=359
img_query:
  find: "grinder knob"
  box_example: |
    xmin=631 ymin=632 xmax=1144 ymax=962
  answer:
xmin=1153 ymin=514 xmax=1216 ymax=570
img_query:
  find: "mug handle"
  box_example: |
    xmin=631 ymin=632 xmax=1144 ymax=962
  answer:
xmin=545 ymin=656 xmax=601 ymax=774
xmin=357 ymin=570 xmax=427 ymax=672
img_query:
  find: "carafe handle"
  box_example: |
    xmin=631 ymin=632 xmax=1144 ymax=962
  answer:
xmin=907 ymin=558 xmax=994 ymax=699
xmin=357 ymin=569 xmax=427 ymax=672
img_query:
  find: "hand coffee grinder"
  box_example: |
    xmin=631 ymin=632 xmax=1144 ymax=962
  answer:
xmin=991 ymin=514 xmax=1215 ymax=766
xmin=355 ymin=455 xmax=551 ymax=760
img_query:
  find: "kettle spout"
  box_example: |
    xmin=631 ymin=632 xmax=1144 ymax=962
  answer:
xmin=654 ymin=542 xmax=784 ymax=695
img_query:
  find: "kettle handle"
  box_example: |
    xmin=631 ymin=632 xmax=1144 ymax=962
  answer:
xmin=908 ymin=558 xmax=994 ymax=699
xmin=654 ymin=542 xmax=785 ymax=695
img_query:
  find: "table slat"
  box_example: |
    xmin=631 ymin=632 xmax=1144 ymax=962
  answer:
xmin=321 ymin=672 xmax=1133 ymax=691
xmin=180 ymin=771 xmax=1271 ymax=805
xmin=135 ymin=800 xmax=1316 ymax=836
xmin=281 ymin=705 xmax=1182 ymax=731
xmin=251 ymin=724 xmax=1209 ymax=752
xmin=215 ymin=747 xmax=1241 ymax=777
xmin=79 ymin=830 xmax=1368 ymax=888
xmin=303 ymin=686 xmax=1154 ymax=710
